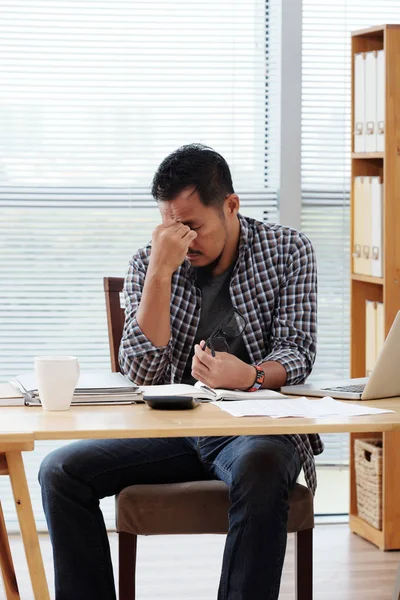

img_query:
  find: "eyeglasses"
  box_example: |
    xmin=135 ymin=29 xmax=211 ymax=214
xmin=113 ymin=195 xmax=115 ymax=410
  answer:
xmin=202 ymin=307 xmax=247 ymax=357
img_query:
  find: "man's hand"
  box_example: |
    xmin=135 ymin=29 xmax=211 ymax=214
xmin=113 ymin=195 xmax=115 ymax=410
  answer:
xmin=149 ymin=220 xmax=197 ymax=275
xmin=191 ymin=342 xmax=256 ymax=390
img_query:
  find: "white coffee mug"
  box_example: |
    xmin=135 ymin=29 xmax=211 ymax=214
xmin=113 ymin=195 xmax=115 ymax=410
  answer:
xmin=34 ymin=356 xmax=80 ymax=411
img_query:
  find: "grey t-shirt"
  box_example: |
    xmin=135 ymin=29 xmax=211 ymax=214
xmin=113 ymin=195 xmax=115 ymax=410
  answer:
xmin=181 ymin=267 xmax=250 ymax=385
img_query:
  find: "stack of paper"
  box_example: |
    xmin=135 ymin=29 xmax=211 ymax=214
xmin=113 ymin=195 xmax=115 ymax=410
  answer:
xmin=0 ymin=382 xmax=25 ymax=406
xmin=213 ymin=396 xmax=394 ymax=418
xmin=12 ymin=371 xmax=143 ymax=406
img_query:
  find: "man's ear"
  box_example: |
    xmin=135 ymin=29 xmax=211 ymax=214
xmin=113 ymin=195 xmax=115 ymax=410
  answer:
xmin=225 ymin=193 xmax=240 ymax=216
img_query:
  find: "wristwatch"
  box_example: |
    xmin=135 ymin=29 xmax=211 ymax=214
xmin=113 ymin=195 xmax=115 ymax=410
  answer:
xmin=246 ymin=365 xmax=265 ymax=392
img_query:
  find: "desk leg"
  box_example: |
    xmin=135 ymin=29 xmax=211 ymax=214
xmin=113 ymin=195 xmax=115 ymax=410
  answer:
xmin=6 ymin=451 xmax=50 ymax=600
xmin=0 ymin=500 xmax=20 ymax=599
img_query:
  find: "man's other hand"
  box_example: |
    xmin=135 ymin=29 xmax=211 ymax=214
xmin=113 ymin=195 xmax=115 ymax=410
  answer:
xmin=191 ymin=341 xmax=256 ymax=390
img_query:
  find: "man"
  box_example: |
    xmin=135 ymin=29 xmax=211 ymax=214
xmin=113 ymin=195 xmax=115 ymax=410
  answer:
xmin=39 ymin=144 xmax=323 ymax=600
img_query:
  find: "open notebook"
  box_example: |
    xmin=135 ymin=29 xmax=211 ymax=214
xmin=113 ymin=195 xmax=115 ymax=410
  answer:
xmin=140 ymin=382 xmax=287 ymax=402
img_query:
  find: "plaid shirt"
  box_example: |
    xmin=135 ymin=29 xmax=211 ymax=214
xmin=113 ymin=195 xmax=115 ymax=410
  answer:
xmin=119 ymin=214 xmax=324 ymax=493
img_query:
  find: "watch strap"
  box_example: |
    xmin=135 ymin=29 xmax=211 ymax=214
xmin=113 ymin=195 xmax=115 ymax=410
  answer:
xmin=246 ymin=365 xmax=265 ymax=392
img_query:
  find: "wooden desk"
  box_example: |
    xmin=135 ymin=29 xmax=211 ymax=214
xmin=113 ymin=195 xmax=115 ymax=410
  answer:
xmin=2 ymin=397 xmax=400 ymax=598
xmin=1 ymin=397 xmax=400 ymax=440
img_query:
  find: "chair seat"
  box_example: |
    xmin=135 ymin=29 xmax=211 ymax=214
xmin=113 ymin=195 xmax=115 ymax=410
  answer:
xmin=116 ymin=480 xmax=314 ymax=536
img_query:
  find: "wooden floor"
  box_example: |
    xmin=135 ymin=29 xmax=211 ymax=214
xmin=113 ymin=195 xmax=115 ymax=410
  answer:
xmin=3 ymin=524 xmax=400 ymax=599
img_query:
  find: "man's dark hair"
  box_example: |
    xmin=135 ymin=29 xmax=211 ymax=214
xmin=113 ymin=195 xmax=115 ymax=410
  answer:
xmin=151 ymin=143 xmax=234 ymax=207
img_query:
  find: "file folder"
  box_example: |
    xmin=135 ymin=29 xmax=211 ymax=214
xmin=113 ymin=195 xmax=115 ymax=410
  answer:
xmin=376 ymin=301 xmax=385 ymax=359
xmin=362 ymin=177 xmax=372 ymax=275
xmin=353 ymin=177 xmax=364 ymax=274
xmin=365 ymin=51 xmax=377 ymax=153
xmin=371 ymin=176 xmax=383 ymax=278
xmin=376 ymin=49 xmax=385 ymax=152
xmin=366 ymin=300 xmax=377 ymax=377
xmin=354 ymin=53 xmax=366 ymax=152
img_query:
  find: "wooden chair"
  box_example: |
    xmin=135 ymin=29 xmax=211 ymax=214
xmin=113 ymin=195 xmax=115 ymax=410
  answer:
xmin=103 ymin=276 xmax=314 ymax=600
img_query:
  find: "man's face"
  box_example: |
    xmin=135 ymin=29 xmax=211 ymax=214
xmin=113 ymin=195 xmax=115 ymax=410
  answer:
xmin=158 ymin=187 xmax=231 ymax=268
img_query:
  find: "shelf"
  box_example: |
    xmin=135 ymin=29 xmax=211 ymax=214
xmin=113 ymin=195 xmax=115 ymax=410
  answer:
xmin=352 ymin=24 xmax=400 ymax=38
xmin=350 ymin=24 xmax=400 ymax=552
xmin=351 ymin=274 xmax=384 ymax=285
xmin=352 ymin=152 xmax=384 ymax=160
xmin=349 ymin=514 xmax=384 ymax=549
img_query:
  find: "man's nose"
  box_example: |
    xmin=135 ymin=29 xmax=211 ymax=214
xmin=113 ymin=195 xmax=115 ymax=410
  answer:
xmin=188 ymin=239 xmax=199 ymax=251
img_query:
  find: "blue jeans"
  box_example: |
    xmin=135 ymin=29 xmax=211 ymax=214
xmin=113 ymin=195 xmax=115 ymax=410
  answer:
xmin=39 ymin=435 xmax=301 ymax=600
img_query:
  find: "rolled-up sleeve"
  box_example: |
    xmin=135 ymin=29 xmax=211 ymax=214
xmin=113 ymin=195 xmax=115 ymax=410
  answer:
xmin=261 ymin=232 xmax=317 ymax=385
xmin=118 ymin=254 xmax=172 ymax=385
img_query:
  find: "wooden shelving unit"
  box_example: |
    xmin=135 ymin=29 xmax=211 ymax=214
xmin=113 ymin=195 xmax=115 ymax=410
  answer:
xmin=349 ymin=24 xmax=400 ymax=550
xmin=352 ymin=152 xmax=385 ymax=159
xmin=351 ymin=274 xmax=384 ymax=286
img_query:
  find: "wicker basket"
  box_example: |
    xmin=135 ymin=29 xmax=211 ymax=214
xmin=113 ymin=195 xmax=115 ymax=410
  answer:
xmin=354 ymin=438 xmax=383 ymax=529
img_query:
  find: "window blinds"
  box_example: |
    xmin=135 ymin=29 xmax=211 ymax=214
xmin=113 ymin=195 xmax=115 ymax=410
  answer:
xmin=302 ymin=0 xmax=400 ymax=466
xmin=0 ymin=0 xmax=279 ymax=531
xmin=0 ymin=0 xmax=279 ymax=381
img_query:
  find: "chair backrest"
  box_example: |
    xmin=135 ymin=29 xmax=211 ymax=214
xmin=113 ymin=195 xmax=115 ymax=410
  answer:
xmin=103 ymin=277 xmax=125 ymax=373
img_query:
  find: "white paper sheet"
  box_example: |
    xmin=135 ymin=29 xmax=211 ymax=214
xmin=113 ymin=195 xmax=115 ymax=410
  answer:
xmin=212 ymin=396 xmax=395 ymax=418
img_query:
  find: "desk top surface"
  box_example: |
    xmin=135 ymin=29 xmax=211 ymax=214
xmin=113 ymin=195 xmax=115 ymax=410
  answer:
xmin=1 ymin=397 xmax=400 ymax=440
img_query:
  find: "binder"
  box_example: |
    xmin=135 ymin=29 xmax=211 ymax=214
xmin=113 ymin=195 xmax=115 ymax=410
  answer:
xmin=365 ymin=51 xmax=377 ymax=152
xmin=376 ymin=301 xmax=385 ymax=358
xmin=354 ymin=53 xmax=366 ymax=152
xmin=376 ymin=50 xmax=385 ymax=152
xmin=365 ymin=300 xmax=377 ymax=376
xmin=353 ymin=177 xmax=364 ymax=274
xmin=362 ymin=177 xmax=372 ymax=275
xmin=371 ymin=176 xmax=383 ymax=278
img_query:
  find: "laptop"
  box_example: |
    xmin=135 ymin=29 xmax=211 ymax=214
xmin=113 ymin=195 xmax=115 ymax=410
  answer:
xmin=280 ymin=310 xmax=400 ymax=401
